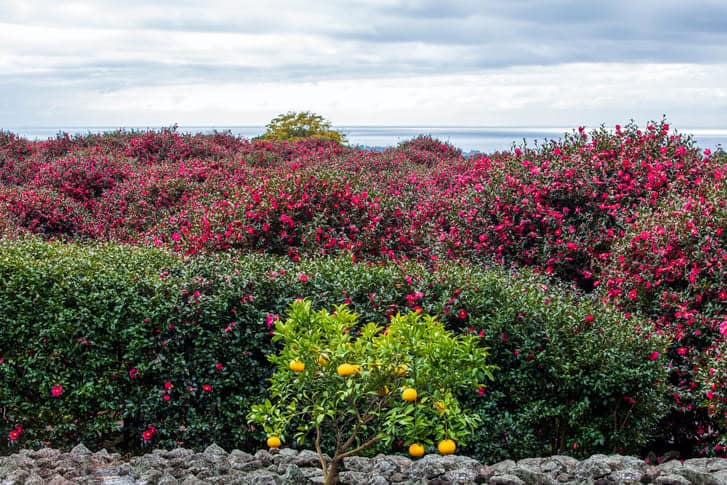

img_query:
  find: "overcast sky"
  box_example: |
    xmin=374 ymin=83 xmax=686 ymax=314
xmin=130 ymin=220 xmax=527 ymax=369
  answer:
xmin=1 ymin=0 xmax=726 ymax=128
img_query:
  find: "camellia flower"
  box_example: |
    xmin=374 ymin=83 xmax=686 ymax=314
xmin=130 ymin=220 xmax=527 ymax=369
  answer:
xmin=142 ymin=429 xmax=154 ymax=441
xmin=720 ymin=321 xmax=727 ymax=337
xmin=202 ymin=384 xmax=212 ymax=392
xmin=8 ymin=430 xmax=20 ymax=441
xmin=51 ymin=384 xmax=63 ymax=397
xmin=129 ymin=368 xmax=140 ymax=379
xmin=648 ymin=351 xmax=660 ymax=361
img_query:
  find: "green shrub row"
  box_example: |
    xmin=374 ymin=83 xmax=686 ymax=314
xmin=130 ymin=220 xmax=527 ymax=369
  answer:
xmin=0 ymin=239 xmax=668 ymax=461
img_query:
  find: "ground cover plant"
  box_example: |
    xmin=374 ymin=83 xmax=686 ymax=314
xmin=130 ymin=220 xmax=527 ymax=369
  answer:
xmin=0 ymin=118 xmax=725 ymax=458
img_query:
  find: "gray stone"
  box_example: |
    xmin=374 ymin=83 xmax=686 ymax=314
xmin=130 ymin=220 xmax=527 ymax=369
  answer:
xmin=204 ymin=444 xmax=228 ymax=457
xmin=132 ymin=453 xmax=169 ymax=469
xmin=409 ymin=455 xmax=446 ymax=479
xmin=706 ymin=460 xmax=727 ymax=473
xmin=366 ymin=476 xmax=390 ymax=485
xmin=491 ymin=460 xmax=518 ymax=474
xmin=30 ymin=448 xmax=61 ymax=459
xmin=158 ymin=473 xmax=180 ymax=485
xmin=674 ymin=465 xmax=722 ymax=485
xmin=24 ymin=472 xmax=45 ymax=485
xmin=606 ymin=468 xmax=643 ymax=484
xmin=490 ymin=474 xmax=526 ymax=485
xmin=511 ymin=465 xmax=558 ymax=485
xmin=291 ymin=449 xmax=322 ymax=468
xmin=180 ymin=477 xmax=208 ymax=485
xmin=138 ymin=468 xmax=164 ymax=485
xmin=279 ymin=464 xmax=309 ymax=485
xmin=440 ymin=466 xmax=479 ymax=483
xmin=338 ymin=470 xmax=367 ymax=484
xmin=230 ymin=459 xmax=262 ymax=472
xmin=476 ymin=465 xmax=496 ymax=483
xmin=344 ymin=456 xmax=373 ymax=472
xmin=163 ymin=448 xmax=194 ymax=460
xmin=254 ymin=449 xmax=275 ymax=466
xmin=47 ymin=475 xmax=75 ymax=485
xmin=654 ymin=475 xmax=691 ymax=485
xmin=244 ymin=469 xmax=283 ymax=484
xmin=713 ymin=470 xmax=727 ymax=485
xmin=70 ymin=443 xmax=93 ymax=456
xmin=576 ymin=455 xmax=613 ymax=480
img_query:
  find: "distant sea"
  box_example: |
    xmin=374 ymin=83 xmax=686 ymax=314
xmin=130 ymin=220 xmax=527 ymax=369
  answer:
xmin=6 ymin=126 xmax=727 ymax=154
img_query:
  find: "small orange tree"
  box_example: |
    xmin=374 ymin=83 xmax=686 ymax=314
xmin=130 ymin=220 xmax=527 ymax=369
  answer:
xmin=248 ymin=299 xmax=495 ymax=485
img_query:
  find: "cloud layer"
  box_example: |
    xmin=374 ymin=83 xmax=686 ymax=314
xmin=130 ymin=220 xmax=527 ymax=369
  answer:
xmin=1 ymin=0 xmax=725 ymax=126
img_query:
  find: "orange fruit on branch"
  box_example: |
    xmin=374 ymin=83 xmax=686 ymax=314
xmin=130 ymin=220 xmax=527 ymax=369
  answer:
xmin=401 ymin=387 xmax=417 ymax=402
xmin=437 ymin=438 xmax=456 ymax=455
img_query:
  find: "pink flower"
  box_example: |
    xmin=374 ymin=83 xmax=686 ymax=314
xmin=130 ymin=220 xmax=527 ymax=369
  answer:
xmin=457 ymin=308 xmax=468 ymax=320
xmin=648 ymin=351 xmax=660 ymax=361
xmin=676 ymin=347 xmax=688 ymax=356
xmin=720 ymin=321 xmax=727 ymax=337
xmin=202 ymin=384 xmax=212 ymax=392
xmin=215 ymin=362 xmax=223 ymax=370
xmin=298 ymin=273 xmax=308 ymax=283
xmin=706 ymin=390 xmax=714 ymax=400
xmin=8 ymin=430 xmax=20 ymax=441
xmin=164 ymin=381 xmax=173 ymax=390
xmin=51 ymin=385 xmax=63 ymax=397
xmin=142 ymin=430 xmax=154 ymax=441
xmin=163 ymin=393 xmax=171 ymax=401
xmin=129 ymin=368 xmax=140 ymax=379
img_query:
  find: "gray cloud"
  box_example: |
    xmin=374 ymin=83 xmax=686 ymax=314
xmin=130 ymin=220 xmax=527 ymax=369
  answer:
xmin=0 ymin=0 xmax=725 ymax=126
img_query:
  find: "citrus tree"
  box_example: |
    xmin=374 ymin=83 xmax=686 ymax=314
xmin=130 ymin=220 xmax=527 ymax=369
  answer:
xmin=258 ymin=111 xmax=347 ymax=143
xmin=248 ymin=299 xmax=495 ymax=485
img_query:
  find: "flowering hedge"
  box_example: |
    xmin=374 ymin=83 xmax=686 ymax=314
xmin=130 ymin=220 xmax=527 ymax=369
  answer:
xmin=0 ymin=121 xmax=725 ymax=456
xmin=0 ymin=240 xmax=668 ymax=462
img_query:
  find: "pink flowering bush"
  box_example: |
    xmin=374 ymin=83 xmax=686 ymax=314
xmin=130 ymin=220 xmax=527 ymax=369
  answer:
xmin=0 ymin=121 xmax=725 ymax=457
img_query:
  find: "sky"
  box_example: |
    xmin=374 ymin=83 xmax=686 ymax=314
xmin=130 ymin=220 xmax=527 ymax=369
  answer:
xmin=1 ymin=0 xmax=726 ymax=128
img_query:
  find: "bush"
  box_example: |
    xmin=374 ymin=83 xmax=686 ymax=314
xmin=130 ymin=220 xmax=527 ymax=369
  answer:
xmin=258 ymin=112 xmax=347 ymax=144
xmin=0 ymin=239 xmax=669 ymax=461
xmin=248 ymin=300 xmax=494 ymax=484
xmin=598 ymin=167 xmax=727 ymax=455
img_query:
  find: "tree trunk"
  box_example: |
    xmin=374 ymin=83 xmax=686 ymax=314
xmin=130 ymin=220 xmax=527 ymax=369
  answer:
xmin=323 ymin=458 xmax=340 ymax=485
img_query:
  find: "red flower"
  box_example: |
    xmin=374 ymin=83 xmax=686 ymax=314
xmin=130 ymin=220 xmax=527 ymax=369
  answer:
xmin=648 ymin=351 xmax=660 ymax=361
xmin=215 ymin=362 xmax=223 ymax=370
xmin=457 ymin=308 xmax=468 ymax=320
xmin=142 ymin=430 xmax=154 ymax=441
xmin=298 ymin=273 xmax=308 ymax=282
xmin=129 ymin=367 xmax=140 ymax=379
xmin=8 ymin=430 xmax=20 ymax=441
xmin=163 ymin=393 xmax=171 ymax=401
xmin=202 ymin=384 xmax=212 ymax=392
xmin=164 ymin=381 xmax=173 ymax=390
xmin=51 ymin=384 xmax=63 ymax=397
xmin=676 ymin=347 xmax=688 ymax=356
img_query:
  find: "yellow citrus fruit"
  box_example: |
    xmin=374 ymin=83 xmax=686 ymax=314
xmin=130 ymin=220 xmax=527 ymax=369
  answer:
xmin=394 ymin=364 xmax=409 ymax=377
xmin=437 ymin=439 xmax=456 ymax=455
xmin=289 ymin=359 xmax=305 ymax=372
xmin=408 ymin=443 xmax=425 ymax=458
xmin=337 ymin=363 xmax=359 ymax=377
xmin=401 ymin=387 xmax=417 ymax=402
xmin=376 ymin=385 xmax=390 ymax=396
xmin=434 ymin=401 xmax=446 ymax=412
xmin=316 ymin=355 xmax=328 ymax=366
xmin=266 ymin=435 xmax=282 ymax=448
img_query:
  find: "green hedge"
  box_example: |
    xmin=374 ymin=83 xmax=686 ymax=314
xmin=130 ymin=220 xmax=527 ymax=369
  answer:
xmin=0 ymin=239 xmax=668 ymax=460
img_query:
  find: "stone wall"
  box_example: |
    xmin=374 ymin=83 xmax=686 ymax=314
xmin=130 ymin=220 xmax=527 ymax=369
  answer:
xmin=1 ymin=444 xmax=726 ymax=484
